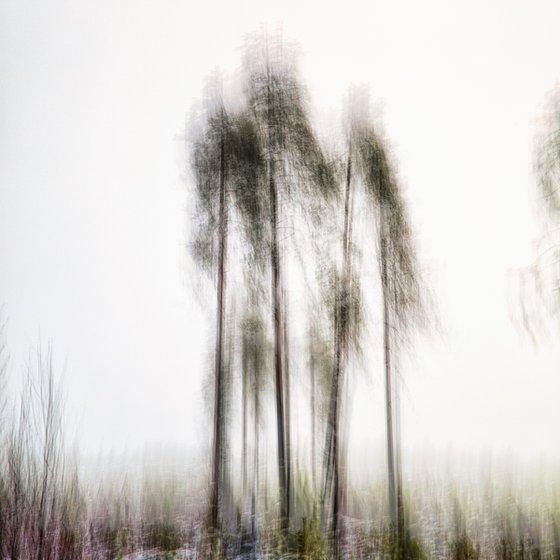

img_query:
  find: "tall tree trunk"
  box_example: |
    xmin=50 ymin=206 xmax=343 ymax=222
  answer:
xmin=323 ymin=153 xmax=353 ymax=556
xmin=395 ymin=366 xmax=405 ymax=544
xmin=283 ymin=293 xmax=292 ymax=524
xmin=310 ymin=342 xmax=316 ymax=491
xmin=242 ymin=353 xmax=248 ymax=523
xmin=267 ymin=65 xmax=288 ymax=532
xmin=251 ymin=367 xmax=260 ymax=544
xmin=335 ymin=152 xmax=353 ymax=553
xmin=270 ymin=169 xmax=287 ymax=530
xmin=210 ymin=130 xmax=227 ymax=536
xmin=380 ymin=203 xmax=398 ymax=536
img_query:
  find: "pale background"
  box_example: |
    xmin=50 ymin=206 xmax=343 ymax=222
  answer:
xmin=1 ymin=0 xmax=559 ymax=464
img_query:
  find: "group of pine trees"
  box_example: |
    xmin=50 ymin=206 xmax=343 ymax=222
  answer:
xmin=190 ymin=31 xmax=426 ymax=558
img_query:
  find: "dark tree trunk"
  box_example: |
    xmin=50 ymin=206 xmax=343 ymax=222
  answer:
xmin=395 ymin=368 xmax=405 ymax=544
xmin=283 ymin=293 xmax=292 ymax=523
xmin=270 ymin=166 xmax=288 ymax=530
xmin=242 ymin=351 xmax=248 ymax=518
xmin=380 ymin=203 xmax=398 ymax=537
xmin=267 ymin=65 xmax=289 ymax=532
xmin=251 ymin=367 xmax=260 ymax=544
xmin=310 ymin=343 xmax=316 ymax=491
xmin=334 ymin=153 xmax=353 ymax=555
xmin=323 ymin=153 xmax=353 ymax=557
xmin=210 ymin=130 xmax=227 ymax=536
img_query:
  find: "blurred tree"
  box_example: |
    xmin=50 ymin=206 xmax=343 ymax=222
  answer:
xmin=191 ymin=75 xmax=265 ymax=541
xmin=359 ymin=120 xmax=425 ymax=551
xmin=242 ymin=29 xmax=336 ymax=532
xmin=240 ymin=298 xmax=267 ymax=544
xmin=191 ymin=89 xmax=230 ymax=541
xmin=531 ymin=87 xmax=560 ymax=327
xmin=536 ymin=87 xmax=560 ymax=220
xmin=321 ymin=89 xmax=365 ymax=556
xmin=513 ymin=86 xmax=560 ymax=343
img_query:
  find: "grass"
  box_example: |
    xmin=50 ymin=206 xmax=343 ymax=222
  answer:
xmin=1 ymin=341 xmax=560 ymax=559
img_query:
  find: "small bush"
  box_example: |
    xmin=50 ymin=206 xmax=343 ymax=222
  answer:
xmin=450 ymin=533 xmax=480 ymax=560
xmin=372 ymin=527 xmax=427 ymax=560
xmin=144 ymin=521 xmax=184 ymax=552
xmin=297 ymin=505 xmax=328 ymax=559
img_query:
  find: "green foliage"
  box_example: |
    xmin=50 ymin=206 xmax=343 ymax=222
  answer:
xmin=527 ymin=86 xmax=560 ymax=330
xmin=449 ymin=533 xmax=480 ymax=560
xmin=256 ymin=505 xmax=327 ymax=559
xmin=241 ymin=311 xmax=267 ymax=396
xmin=190 ymin=92 xmax=267 ymax=275
xmin=242 ymin=30 xmax=337 ymax=210
xmin=318 ymin=263 xmax=362 ymax=355
xmin=401 ymin=535 xmax=429 ymax=560
xmin=103 ymin=525 xmax=130 ymax=560
xmin=198 ymin=527 xmax=224 ymax=560
xmin=144 ymin=521 xmax=184 ymax=552
xmin=362 ymin=527 xmax=428 ymax=560
xmin=358 ymin=128 xmax=424 ymax=335
xmin=536 ymin=87 xmax=560 ymax=219
xmin=297 ymin=506 xmax=328 ymax=560
xmin=496 ymin=536 xmax=542 ymax=560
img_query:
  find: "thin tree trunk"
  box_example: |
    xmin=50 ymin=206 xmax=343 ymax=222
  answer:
xmin=267 ymin=65 xmax=288 ymax=532
xmin=322 ymin=153 xmax=353 ymax=557
xmin=395 ymin=366 xmax=405 ymax=544
xmin=270 ymin=169 xmax=287 ymax=530
xmin=334 ymin=152 xmax=353 ymax=554
xmin=210 ymin=129 xmax=227 ymax=536
xmin=242 ymin=353 xmax=248 ymax=523
xmin=251 ymin=368 xmax=260 ymax=545
xmin=380 ymin=203 xmax=398 ymax=535
xmin=264 ymin=439 xmax=269 ymax=527
xmin=310 ymin=343 xmax=316 ymax=492
xmin=283 ymin=292 xmax=292 ymax=523
xmin=321 ymin=335 xmax=336 ymax=517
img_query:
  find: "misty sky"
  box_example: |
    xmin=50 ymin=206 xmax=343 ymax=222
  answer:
xmin=1 ymin=0 xmax=560 ymax=461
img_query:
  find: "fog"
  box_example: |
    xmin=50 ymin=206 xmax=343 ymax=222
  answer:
xmin=1 ymin=6 xmax=560 ymax=557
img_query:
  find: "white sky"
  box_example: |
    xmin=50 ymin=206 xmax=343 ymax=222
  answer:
xmin=1 ymin=0 xmax=560 ymax=464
